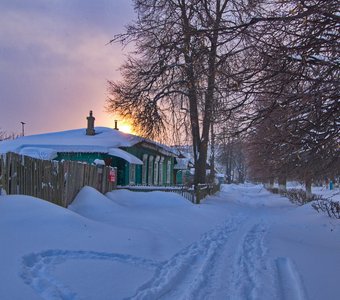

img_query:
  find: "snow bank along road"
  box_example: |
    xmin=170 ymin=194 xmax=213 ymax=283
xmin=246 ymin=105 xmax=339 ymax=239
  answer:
xmin=1 ymin=184 xmax=339 ymax=300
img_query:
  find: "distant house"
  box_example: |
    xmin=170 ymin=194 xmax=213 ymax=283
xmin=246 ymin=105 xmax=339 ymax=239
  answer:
xmin=0 ymin=111 xmax=176 ymax=186
xmin=173 ymin=154 xmax=194 ymax=185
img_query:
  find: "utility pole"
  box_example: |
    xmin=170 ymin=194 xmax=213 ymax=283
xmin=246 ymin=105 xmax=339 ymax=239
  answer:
xmin=20 ymin=122 xmax=26 ymax=136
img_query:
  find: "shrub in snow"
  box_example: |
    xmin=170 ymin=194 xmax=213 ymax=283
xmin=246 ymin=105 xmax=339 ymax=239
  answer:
xmin=282 ymin=189 xmax=322 ymax=205
xmin=312 ymin=200 xmax=340 ymax=219
xmin=266 ymin=187 xmax=323 ymax=205
xmin=267 ymin=187 xmax=340 ymax=219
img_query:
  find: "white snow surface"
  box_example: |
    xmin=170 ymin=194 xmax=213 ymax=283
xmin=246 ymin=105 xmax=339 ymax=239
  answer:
xmin=0 ymin=184 xmax=339 ymax=300
xmin=173 ymin=158 xmax=190 ymax=170
xmin=108 ymin=148 xmax=143 ymax=165
xmin=312 ymin=186 xmax=340 ymax=202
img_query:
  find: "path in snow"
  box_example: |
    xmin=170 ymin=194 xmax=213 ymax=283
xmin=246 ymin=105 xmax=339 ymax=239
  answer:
xmin=128 ymin=215 xmax=246 ymax=300
xmin=21 ymin=187 xmax=307 ymax=300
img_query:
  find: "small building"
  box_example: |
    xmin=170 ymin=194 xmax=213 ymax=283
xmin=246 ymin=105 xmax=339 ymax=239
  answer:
xmin=0 ymin=112 xmax=177 ymax=186
xmin=173 ymin=155 xmax=194 ymax=185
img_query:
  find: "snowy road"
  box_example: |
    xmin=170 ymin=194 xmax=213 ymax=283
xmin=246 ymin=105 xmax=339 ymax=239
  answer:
xmin=126 ymin=198 xmax=307 ymax=300
xmin=127 ymin=218 xmax=276 ymax=300
xmin=1 ymin=184 xmax=339 ymax=299
xmin=22 ymin=215 xmax=298 ymax=300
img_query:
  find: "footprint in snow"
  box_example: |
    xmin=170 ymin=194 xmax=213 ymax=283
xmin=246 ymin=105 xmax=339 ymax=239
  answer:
xmin=21 ymin=250 xmax=159 ymax=300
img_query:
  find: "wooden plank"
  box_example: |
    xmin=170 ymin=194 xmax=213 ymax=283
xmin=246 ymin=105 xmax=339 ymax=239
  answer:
xmin=11 ymin=153 xmax=16 ymax=194
xmin=0 ymin=153 xmax=121 ymax=206
xmin=61 ymin=161 xmax=65 ymax=207
xmin=0 ymin=155 xmax=4 ymax=193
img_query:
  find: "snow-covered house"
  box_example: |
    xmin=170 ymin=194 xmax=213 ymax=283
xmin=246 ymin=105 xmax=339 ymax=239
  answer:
xmin=173 ymin=154 xmax=194 ymax=185
xmin=0 ymin=112 xmax=176 ymax=186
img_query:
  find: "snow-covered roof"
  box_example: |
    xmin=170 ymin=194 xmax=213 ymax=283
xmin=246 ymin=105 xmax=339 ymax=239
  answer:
xmin=108 ymin=148 xmax=143 ymax=165
xmin=174 ymin=158 xmax=190 ymax=170
xmin=215 ymin=173 xmax=225 ymax=178
xmin=0 ymin=127 xmax=171 ymax=163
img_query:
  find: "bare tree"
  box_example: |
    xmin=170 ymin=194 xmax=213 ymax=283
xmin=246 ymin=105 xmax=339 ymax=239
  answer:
xmin=107 ymin=0 xmax=263 ymax=188
xmin=0 ymin=129 xmax=17 ymax=141
xmin=107 ymin=0 xmax=339 ymax=191
xmin=244 ymin=0 xmax=339 ymax=192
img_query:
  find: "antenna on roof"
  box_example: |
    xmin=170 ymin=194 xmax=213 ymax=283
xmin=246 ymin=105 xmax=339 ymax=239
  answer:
xmin=20 ymin=121 xmax=26 ymax=136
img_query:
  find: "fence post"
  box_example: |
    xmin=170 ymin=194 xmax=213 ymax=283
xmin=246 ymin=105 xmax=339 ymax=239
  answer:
xmin=195 ymin=185 xmax=201 ymax=204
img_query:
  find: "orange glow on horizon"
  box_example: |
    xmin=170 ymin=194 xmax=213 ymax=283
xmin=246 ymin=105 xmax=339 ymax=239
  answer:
xmin=97 ymin=112 xmax=136 ymax=135
xmin=118 ymin=122 xmax=134 ymax=134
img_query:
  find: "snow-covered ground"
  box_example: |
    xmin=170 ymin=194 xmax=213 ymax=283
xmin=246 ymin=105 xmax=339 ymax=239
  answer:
xmin=0 ymin=184 xmax=339 ymax=300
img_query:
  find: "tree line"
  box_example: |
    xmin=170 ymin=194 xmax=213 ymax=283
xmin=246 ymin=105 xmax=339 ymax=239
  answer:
xmin=107 ymin=0 xmax=339 ymax=189
xmin=0 ymin=129 xmax=18 ymax=141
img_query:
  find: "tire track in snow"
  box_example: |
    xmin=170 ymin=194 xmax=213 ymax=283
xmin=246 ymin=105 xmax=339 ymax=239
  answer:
xmin=22 ymin=217 xmax=303 ymax=300
xmin=21 ymin=216 xmax=267 ymax=300
xmin=276 ymin=257 xmax=307 ymax=300
xmin=231 ymin=222 xmax=273 ymax=300
xmin=229 ymin=222 xmax=307 ymax=300
xmin=21 ymin=250 xmax=159 ymax=300
xmin=127 ymin=216 xmax=245 ymax=300
xmin=20 ymin=216 xmax=244 ymax=300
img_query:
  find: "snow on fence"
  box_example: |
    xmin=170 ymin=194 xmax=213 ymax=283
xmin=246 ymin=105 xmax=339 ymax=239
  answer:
xmin=0 ymin=152 xmax=117 ymax=207
xmin=119 ymin=183 xmax=220 ymax=204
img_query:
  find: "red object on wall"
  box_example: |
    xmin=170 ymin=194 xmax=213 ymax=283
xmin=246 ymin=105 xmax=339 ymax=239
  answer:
xmin=108 ymin=169 xmax=116 ymax=182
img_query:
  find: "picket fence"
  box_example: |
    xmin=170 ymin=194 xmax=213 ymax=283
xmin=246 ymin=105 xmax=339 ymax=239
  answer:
xmin=119 ymin=183 xmax=220 ymax=204
xmin=0 ymin=152 xmax=117 ymax=207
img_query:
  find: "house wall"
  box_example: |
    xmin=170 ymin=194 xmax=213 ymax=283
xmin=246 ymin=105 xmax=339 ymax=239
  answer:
xmin=123 ymin=145 xmax=175 ymax=186
xmin=56 ymin=152 xmax=103 ymax=164
xmin=175 ymin=170 xmax=183 ymax=185
xmin=56 ymin=144 xmax=175 ymax=187
xmin=175 ymin=169 xmax=192 ymax=185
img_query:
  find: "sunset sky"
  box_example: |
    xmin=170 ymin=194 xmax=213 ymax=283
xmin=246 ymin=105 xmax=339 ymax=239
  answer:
xmin=0 ymin=0 xmax=135 ymax=135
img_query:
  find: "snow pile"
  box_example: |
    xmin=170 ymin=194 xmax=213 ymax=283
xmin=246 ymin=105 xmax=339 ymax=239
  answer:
xmin=0 ymin=194 xmax=156 ymax=300
xmin=1 ymin=184 xmax=339 ymax=300
xmin=68 ymin=186 xmax=121 ymax=222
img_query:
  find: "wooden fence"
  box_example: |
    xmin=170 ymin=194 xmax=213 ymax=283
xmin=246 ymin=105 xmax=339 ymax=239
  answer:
xmin=119 ymin=183 xmax=220 ymax=204
xmin=118 ymin=186 xmax=196 ymax=203
xmin=0 ymin=152 xmax=117 ymax=207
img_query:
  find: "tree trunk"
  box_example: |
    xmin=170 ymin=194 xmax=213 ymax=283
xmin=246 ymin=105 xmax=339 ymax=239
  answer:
xmin=305 ymin=178 xmax=312 ymax=200
xmin=195 ymin=140 xmax=208 ymax=186
xmin=209 ymin=122 xmax=215 ymax=183
xmin=278 ymin=176 xmax=287 ymax=193
xmin=181 ymin=3 xmax=204 ymax=190
xmin=199 ymin=22 xmax=218 ymax=185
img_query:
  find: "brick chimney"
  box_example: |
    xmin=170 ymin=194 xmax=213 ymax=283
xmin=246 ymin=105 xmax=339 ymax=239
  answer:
xmin=114 ymin=120 xmax=119 ymax=130
xmin=86 ymin=110 xmax=95 ymax=135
